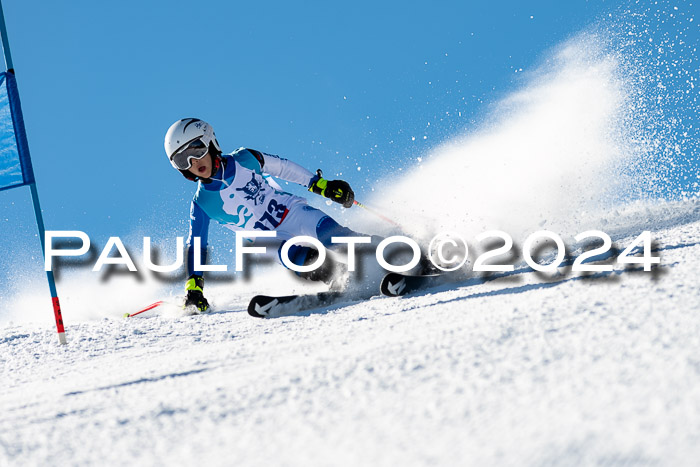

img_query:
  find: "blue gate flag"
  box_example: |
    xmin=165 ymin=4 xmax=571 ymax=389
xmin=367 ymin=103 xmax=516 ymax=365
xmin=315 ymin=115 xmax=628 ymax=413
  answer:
xmin=0 ymin=1 xmax=66 ymax=344
xmin=0 ymin=71 xmax=34 ymax=192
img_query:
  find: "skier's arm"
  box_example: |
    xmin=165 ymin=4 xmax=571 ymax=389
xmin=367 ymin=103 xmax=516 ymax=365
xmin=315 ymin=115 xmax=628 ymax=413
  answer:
xmin=248 ymin=149 xmax=316 ymax=187
xmin=184 ymin=201 xmax=211 ymax=312
xmin=248 ymin=148 xmax=355 ymax=208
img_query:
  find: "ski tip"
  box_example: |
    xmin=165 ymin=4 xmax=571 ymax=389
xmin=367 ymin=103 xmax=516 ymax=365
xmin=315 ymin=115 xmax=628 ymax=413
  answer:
xmin=380 ymin=272 xmax=404 ymax=296
xmin=248 ymin=308 xmax=265 ymax=318
xmin=247 ymin=299 xmax=267 ymax=318
xmin=380 ymin=272 xmax=444 ymax=297
xmin=123 ymin=313 xmax=131 ymax=318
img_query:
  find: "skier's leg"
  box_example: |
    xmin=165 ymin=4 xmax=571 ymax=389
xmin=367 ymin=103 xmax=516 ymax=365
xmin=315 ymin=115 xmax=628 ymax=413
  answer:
xmin=275 ymin=204 xmax=375 ymax=283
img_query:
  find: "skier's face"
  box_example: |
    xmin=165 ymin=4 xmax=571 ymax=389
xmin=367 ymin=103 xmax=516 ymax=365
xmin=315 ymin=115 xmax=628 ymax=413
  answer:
xmin=188 ymin=151 xmax=213 ymax=179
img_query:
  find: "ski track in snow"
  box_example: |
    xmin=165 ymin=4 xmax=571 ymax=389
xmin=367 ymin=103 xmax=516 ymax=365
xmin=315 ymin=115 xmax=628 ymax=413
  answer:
xmin=2 ymin=210 xmax=700 ymax=466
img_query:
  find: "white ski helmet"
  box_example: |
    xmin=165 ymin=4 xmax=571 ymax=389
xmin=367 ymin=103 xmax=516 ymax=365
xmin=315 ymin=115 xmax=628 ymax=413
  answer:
xmin=164 ymin=118 xmax=222 ymax=172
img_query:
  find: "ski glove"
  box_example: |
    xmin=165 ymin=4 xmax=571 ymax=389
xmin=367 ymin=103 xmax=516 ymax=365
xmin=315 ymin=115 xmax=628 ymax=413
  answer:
xmin=184 ymin=274 xmax=209 ymax=312
xmin=308 ymin=169 xmax=355 ymax=208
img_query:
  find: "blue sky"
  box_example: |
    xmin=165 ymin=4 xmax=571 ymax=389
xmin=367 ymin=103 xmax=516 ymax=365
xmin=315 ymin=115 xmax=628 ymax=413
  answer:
xmin=1 ymin=0 xmax=697 ymax=282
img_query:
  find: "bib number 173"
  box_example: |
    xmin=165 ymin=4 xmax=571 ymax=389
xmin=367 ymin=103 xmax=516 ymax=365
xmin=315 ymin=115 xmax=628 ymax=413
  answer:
xmin=253 ymin=199 xmax=289 ymax=231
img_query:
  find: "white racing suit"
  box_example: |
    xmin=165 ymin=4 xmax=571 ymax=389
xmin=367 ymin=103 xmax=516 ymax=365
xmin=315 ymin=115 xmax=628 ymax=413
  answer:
xmin=186 ymin=148 xmax=361 ymax=279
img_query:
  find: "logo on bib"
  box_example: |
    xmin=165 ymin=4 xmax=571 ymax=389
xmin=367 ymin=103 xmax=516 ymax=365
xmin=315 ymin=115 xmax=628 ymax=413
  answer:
xmin=220 ymin=186 xmax=253 ymax=228
xmin=236 ymin=173 xmax=266 ymax=206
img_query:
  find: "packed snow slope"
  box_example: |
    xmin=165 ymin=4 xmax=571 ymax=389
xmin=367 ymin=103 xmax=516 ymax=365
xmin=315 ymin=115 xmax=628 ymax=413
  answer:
xmin=2 ymin=2 xmax=700 ymax=465
xmin=2 ymin=202 xmax=700 ymax=466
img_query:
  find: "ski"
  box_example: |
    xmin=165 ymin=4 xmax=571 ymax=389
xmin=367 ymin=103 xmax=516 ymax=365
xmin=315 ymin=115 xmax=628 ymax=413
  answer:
xmin=380 ymin=272 xmax=446 ymax=297
xmin=247 ymin=291 xmax=345 ymax=318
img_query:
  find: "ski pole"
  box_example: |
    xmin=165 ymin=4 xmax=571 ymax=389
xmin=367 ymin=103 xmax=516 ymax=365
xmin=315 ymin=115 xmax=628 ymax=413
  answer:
xmin=124 ymin=301 xmax=163 ymax=318
xmin=353 ymin=199 xmax=403 ymax=229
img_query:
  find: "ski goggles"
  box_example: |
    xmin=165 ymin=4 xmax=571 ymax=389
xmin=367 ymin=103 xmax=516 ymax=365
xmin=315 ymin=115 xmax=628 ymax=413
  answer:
xmin=170 ymin=138 xmax=209 ymax=170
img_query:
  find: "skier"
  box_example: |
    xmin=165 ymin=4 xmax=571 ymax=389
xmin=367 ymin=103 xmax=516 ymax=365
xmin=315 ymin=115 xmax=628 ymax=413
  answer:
xmin=164 ymin=118 xmax=370 ymax=312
